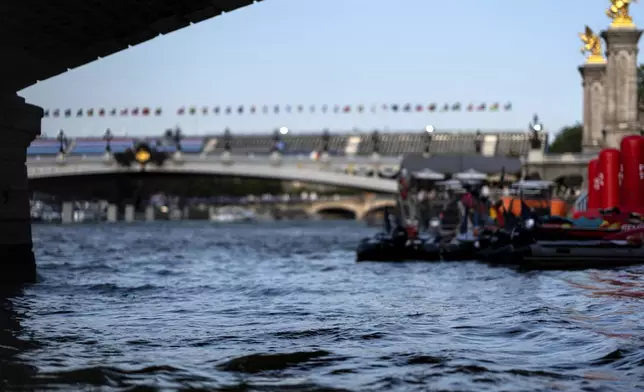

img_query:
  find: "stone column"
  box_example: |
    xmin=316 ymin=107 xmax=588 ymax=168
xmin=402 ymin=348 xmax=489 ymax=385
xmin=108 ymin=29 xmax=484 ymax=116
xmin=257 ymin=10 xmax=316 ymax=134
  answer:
xmin=61 ymin=202 xmax=74 ymax=224
xmin=0 ymin=93 xmax=42 ymax=284
xmin=106 ymin=204 xmax=118 ymax=222
xmin=578 ymin=63 xmax=606 ymax=152
xmin=145 ymin=205 xmax=155 ymax=221
xmin=124 ymin=204 xmax=135 ymax=222
xmin=601 ymin=27 xmax=643 ymax=147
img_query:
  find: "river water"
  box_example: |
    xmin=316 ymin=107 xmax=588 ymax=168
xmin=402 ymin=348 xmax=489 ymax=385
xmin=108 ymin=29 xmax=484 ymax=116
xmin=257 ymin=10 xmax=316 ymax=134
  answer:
xmin=1 ymin=221 xmax=644 ymax=391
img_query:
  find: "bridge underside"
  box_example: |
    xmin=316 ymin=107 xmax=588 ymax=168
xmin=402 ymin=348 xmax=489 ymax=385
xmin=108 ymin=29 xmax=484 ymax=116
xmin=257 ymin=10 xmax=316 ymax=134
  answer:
xmin=5 ymin=0 xmax=259 ymax=90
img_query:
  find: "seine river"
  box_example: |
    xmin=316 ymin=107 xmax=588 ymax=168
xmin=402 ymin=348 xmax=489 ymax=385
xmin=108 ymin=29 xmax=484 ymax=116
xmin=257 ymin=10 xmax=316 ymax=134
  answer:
xmin=1 ymin=221 xmax=643 ymax=391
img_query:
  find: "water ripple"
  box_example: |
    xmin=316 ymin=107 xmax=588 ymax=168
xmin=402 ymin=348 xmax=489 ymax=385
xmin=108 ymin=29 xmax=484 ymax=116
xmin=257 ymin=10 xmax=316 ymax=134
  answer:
xmin=0 ymin=221 xmax=643 ymax=391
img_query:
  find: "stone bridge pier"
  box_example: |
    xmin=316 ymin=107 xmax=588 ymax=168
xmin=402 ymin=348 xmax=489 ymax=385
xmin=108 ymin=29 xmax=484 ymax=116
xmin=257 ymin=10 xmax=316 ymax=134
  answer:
xmin=1 ymin=93 xmax=42 ymax=284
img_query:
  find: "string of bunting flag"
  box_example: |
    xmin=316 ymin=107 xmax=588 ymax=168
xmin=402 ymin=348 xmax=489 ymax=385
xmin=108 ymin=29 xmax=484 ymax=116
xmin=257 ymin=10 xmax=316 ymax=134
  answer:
xmin=42 ymin=102 xmax=513 ymax=118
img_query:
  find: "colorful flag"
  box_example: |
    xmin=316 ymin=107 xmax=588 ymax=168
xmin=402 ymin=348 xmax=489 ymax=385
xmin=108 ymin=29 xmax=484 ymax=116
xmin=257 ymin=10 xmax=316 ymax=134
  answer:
xmin=250 ymin=105 xmax=256 ymax=114
xmin=333 ymin=105 xmax=340 ymax=114
xmin=225 ymin=106 xmax=232 ymax=115
xmin=451 ymin=102 xmax=461 ymax=111
xmin=343 ymin=105 xmax=351 ymax=113
xmin=177 ymin=107 xmax=185 ymax=115
xmin=310 ymin=105 xmax=315 ymax=113
xmin=98 ymin=108 xmax=106 ymax=116
xmin=237 ymin=105 xmax=244 ymax=114
xmin=188 ymin=107 xmax=196 ymax=115
xmin=285 ymin=105 xmax=292 ymax=113
xmin=142 ymin=107 xmax=150 ymax=116
xmin=43 ymin=110 xmax=49 ymax=117
xmin=441 ymin=103 xmax=449 ymax=112
xmin=214 ymin=106 xmax=220 ymax=115
xmin=131 ymin=108 xmax=139 ymax=116
xmin=321 ymin=105 xmax=328 ymax=113
xmin=490 ymin=102 xmax=500 ymax=111
xmin=110 ymin=108 xmax=117 ymax=116
xmin=466 ymin=104 xmax=474 ymax=112
xmin=64 ymin=109 xmax=72 ymax=117
xmin=121 ymin=108 xmax=129 ymax=116
xmin=415 ymin=104 xmax=423 ymax=112
xmin=357 ymin=105 xmax=364 ymax=113
xmin=428 ymin=103 xmax=437 ymax=112
xmin=262 ymin=105 xmax=268 ymax=114
xmin=297 ymin=105 xmax=303 ymax=113
xmin=381 ymin=104 xmax=388 ymax=111
xmin=504 ymin=102 xmax=512 ymax=111
xmin=391 ymin=104 xmax=399 ymax=112
xmin=87 ymin=109 xmax=94 ymax=117
xmin=53 ymin=109 xmax=60 ymax=117
xmin=370 ymin=104 xmax=377 ymax=113
xmin=155 ymin=107 xmax=162 ymax=116
xmin=477 ymin=103 xmax=486 ymax=111
xmin=403 ymin=103 xmax=411 ymax=112
xmin=202 ymin=107 xmax=209 ymax=115
xmin=273 ymin=105 xmax=279 ymax=114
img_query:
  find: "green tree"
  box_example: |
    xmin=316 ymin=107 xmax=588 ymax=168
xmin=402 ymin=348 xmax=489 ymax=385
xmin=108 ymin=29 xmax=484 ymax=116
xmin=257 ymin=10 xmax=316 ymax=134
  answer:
xmin=549 ymin=123 xmax=582 ymax=153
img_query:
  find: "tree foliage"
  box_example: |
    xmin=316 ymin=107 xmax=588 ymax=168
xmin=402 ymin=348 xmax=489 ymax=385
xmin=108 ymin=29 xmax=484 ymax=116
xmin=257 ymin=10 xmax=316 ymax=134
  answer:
xmin=549 ymin=123 xmax=582 ymax=154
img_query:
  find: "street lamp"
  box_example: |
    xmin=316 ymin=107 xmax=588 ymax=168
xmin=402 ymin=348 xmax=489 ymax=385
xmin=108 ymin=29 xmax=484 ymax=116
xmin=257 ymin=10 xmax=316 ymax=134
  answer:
xmin=272 ymin=128 xmax=281 ymax=153
xmin=371 ymin=130 xmax=380 ymax=154
xmin=103 ymin=128 xmax=113 ymax=153
xmin=173 ymin=126 xmax=183 ymax=152
xmin=475 ymin=129 xmax=482 ymax=154
xmin=279 ymin=126 xmax=289 ymax=135
xmin=528 ymin=114 xmax=543 ymax=149
xmin=56 ymin=129 xmax=66 ymax=153
xmin=322 ymin=129 xmax=330 ymax=153
xmin=223 ymin=128 xmax=232 ymax=152
xmin=424 ymin=125 xmax=434 ymax=154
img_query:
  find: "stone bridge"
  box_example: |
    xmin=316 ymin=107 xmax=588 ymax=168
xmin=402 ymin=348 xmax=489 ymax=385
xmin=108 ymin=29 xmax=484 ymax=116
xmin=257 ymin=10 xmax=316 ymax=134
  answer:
xmin=306 ymin=198 xmax=395 ymax=220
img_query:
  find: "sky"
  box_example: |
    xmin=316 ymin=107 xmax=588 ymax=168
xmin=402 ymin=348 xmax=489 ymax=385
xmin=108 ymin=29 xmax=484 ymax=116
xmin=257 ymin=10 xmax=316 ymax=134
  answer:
xmin=19 ymin=0 xmax=643 ymax=138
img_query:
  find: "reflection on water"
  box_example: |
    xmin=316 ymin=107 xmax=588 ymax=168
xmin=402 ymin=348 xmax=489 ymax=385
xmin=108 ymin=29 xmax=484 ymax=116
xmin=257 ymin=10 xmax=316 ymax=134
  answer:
xmin=0 ymin=221 xmax=643 ymax=391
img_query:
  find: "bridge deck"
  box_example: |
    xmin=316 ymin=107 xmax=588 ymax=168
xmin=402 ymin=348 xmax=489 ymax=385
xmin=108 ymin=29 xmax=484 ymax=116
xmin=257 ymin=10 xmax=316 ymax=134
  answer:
xmin=32 ymin=131 xmax=548 ymax=158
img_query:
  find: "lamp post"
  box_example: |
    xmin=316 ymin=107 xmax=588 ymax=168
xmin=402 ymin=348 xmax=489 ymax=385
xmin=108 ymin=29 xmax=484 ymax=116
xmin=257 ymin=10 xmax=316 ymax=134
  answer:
xmin=528 ymin=114 xmax=543 ymax=150
xmin=223 ymin=128 xmax=232 ymax=152
xmin=424 ymin=125 xmax=434 ymax=156
xmin=322 ymin=129 xmax=330 ymax=153
xmin=57 ymin=129 xmax=66 ymax=154
xmin=103 ymin=128 xmax=113 ymax=153
xmin=272 ymin=128 xmax=281 ymax=153
xmin=475 ymin=129 xmax=482 ymax=154
xmin=371 ymin=130 xmax=380 ymax=154
xmin=173 ymin=126 xmax=183 ymax=152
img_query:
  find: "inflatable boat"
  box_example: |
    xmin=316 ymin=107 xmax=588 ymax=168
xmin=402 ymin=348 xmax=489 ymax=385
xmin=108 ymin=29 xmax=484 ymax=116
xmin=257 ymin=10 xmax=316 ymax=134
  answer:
xmin=355 ymin=233 xmax=442 ymax=262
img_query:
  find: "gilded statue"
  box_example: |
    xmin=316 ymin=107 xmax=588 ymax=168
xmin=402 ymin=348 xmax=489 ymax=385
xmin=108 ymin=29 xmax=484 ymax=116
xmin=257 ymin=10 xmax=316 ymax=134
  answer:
xmin=579 ymin=26 xmax=605 ymax=63
xmin=606 ymin=0 xmax=637 ymax=27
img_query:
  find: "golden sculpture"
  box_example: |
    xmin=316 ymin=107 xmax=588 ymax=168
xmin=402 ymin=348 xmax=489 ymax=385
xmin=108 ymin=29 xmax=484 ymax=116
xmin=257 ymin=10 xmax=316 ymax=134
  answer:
xmin=606 ymin=0 xmax=637 ymax=28
xmin=579 ymin=26 xmax=606 ymax=64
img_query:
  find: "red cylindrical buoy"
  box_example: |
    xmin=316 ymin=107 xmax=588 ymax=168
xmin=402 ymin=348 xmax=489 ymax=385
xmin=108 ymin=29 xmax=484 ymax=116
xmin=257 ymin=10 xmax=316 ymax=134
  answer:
xmin=598 ymin=148 xmax=621 ymax=209
xmin=620 ymin=135 xmax=644 ymax=211
xmin=587 ymin=158 xmax=601 ymax=209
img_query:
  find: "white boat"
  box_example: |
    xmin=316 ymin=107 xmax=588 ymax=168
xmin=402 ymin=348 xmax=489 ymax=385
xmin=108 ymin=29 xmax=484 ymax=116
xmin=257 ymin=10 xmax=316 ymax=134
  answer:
xmin=210 ymin=206 xmax=255 ymax=223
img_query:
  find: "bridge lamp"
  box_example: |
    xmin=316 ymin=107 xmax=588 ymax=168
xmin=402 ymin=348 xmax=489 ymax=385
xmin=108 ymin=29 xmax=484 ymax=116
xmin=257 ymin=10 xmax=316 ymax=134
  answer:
xmin=103 ymin=129 xmax=113 ymax=153
xmin=279 ymin=126 xmax=289 ymax=135
xmin=425 ymin=125 xmax=435 ymax=133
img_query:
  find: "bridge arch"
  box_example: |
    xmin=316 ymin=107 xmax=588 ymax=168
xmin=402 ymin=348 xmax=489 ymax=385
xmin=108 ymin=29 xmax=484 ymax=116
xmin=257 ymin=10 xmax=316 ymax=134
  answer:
xmin=309 ymin=201 xmax=360 ymax=220
xmin=362 ymin=199 xmax=396 ymax=219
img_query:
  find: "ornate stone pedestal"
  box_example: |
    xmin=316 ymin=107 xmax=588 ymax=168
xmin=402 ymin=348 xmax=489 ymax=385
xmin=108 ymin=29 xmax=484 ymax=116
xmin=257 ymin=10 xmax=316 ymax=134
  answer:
xmin=579 ymin=62 xmax=606 ymax=153
xmin=601 ymin=27 xmax=642 ymax=147
xmin=0 ymin=93 xmax=42 ymax=284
